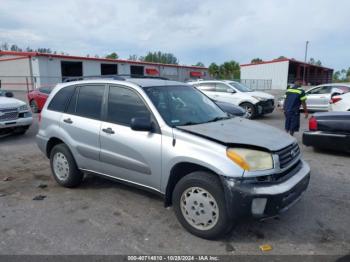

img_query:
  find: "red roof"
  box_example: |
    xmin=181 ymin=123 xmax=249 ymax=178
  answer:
xmin=240 ymin=58 xmax=332 ymax=70
xmin=0 ymin=51 xmax=207 ymax=70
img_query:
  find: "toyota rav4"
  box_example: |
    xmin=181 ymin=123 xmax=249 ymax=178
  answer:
xmin=37 ymin=77 xmax=310 ymax=239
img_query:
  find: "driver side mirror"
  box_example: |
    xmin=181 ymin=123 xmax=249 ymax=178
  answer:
xmin=226 ymin=89 xmax=235 ymax=94
xmin=5 ymin=91 xmax=14 ymax=98
xmin=130 ymin=117 xmax=153 ymax=132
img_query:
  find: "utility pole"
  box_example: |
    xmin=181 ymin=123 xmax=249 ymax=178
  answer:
xmin=302 ymin=41 xmax=309 ymax=84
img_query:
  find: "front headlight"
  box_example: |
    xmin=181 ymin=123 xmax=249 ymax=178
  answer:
xmin=18 ymin=104 xmax=29 ymax=112
xmin=252 ymin=96 xmax=267 ymax=102
xmin=226 ymin=148 xmax=273 ymax=171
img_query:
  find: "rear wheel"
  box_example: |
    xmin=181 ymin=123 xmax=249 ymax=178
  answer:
xmin=30 ymin=100 xmax=39 ymax=113
xmin=50 ymin=144 xmax=83 ymax=187
xmin=172 ymin=171 xmax=232 ymax=239
xmin=240 ymin=102 xmax=256 ymax=119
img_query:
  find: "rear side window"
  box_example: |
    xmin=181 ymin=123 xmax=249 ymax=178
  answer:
xmin=48 ymin=85 xmax=75 ymax=112
xmin=107 ymin=85 xmax=150 ymax=126
xmin=197 ymin=83 xmax=216 ymax=91
xmin=75 ymin=85 xmax=105 ymax=120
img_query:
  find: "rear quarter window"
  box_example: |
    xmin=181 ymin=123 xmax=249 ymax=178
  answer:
xmin=47 ymin=85 xmax=76 ymax=112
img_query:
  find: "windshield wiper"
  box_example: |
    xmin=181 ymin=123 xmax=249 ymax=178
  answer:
xmin=206 ymin=116 xmax=230 ymax=123
xmin=178 ymin=121 xmax=201 ymax=126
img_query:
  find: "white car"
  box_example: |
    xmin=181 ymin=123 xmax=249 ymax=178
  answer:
xmin=330 ymin=92 xmax=350 ymax=112
xmin=188 ymin=80 xmax=275 ymax=119
xmin=0 ymin=90 xmax=33 ymax=136
xmin=278 ymin=83 xmax=350 ymax=111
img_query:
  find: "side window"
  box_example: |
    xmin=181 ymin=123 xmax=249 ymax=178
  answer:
xmin=47 ymin=85 xmax=75 ymax=112
xmin=318 ymin=86 xmax=332 ymax=94
xmin=215 ymin=83 xmax=230 ymax=92
xmin=197 ymin=83 xmax=215 ymax=91
xmin=107 ymin=86 xmax=150 ymax=126
xmin=66 ymin=87 xmax=78 ymax=114
xmin=75 ymin=85 xmax=105 ymax=120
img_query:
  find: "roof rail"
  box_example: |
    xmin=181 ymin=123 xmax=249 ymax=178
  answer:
xmin=61 ymin=74 xmax=170 ymax=83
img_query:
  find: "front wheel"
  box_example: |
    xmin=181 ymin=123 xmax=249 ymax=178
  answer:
xmin=172 ymin=171 xmax=232 ymax=239
xmin=240 ymin=102 xmax=256 ymax=119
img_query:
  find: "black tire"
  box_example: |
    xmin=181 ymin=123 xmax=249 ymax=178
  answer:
xmin=30 ymin=100 xmax=39 ymax=113
xmin=172 ymin=171 xmax=232 ymax=239
xmin=240 ymin=102 xmax=256 ymax=119
xmin=49 ymin=144 xmax=83 ymax=188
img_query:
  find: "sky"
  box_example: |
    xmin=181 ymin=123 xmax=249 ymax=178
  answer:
xmin=0 ymin=0 xmax=349 ymax=70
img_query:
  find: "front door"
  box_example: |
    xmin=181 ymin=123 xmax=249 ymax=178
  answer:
xmin=214 ymin=83 xmax=239 ymax=105
xmin=99 ymin=85 xmax=162 ymax=191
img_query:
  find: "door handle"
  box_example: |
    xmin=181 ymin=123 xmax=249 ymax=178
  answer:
xmin=63 ymin=118 xmax=73 ymax=124
xmin=102 ymin=127 xmax=115 ymax=134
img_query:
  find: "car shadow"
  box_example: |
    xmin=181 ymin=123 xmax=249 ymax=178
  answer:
xmin=80 ymin=174 xmax=162 ymax=201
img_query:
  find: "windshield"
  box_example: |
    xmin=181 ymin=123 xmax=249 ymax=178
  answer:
xmin=143 ymin=85 xmax=228 ymax=126
xmin=229 ymin=82 xmax=252 ymax=92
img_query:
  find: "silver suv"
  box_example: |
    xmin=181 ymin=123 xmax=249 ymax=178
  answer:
xmin=37 ymin=77 xmax=310 ymax=239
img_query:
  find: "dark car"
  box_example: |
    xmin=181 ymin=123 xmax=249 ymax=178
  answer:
xmin=303 ymin=112 xmax=350 ymax=153
xmin=27 ymin=86 xmax=54 ymax=113
xmin=213 ymin=100 xmax=247 ymax=118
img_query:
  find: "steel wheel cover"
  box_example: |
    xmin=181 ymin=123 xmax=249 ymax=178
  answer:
xmin=180 ymin=187 xmax=219 ymax=231
xmin=53 ymin=152 xmax=69 ymax=181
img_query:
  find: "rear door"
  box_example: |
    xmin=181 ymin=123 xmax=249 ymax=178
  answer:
xmin=306 ymin=86 xmax=332 ymax=111
xmin=99 ymin=85 xmax=162 ymax=190
xmin=60 ymin=84 xmax=106 ymax=171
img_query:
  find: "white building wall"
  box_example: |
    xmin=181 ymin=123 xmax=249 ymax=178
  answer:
xmin=0 ymin=56 xmax=31 ymax=91
xmin=240 ymin=61 xmax=289 ymax=90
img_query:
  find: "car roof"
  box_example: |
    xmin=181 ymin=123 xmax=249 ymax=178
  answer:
xmin=188 ymin=80 xmax=237 ymax=84
xmin=58 ymin=77 xmax=186 ymax=88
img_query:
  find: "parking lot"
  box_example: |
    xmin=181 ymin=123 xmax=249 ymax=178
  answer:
xmin=0 ymin=92 xmax=349 ymax=255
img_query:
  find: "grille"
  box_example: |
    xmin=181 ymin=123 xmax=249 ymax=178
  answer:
xmin=276 ymin=143 xmax=300 ymax=169
xmin=0 ymin=108 xmax=18 ymax=121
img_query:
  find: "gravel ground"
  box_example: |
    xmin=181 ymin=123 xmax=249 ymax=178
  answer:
xmin=0 ymin=92 xmax=349 ymax=255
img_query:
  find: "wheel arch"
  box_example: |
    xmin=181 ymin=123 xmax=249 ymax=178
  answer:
xmin=164 ymin=162 xmax=221 ymax=207
xmin=46 ymin=137 xmax=65 ymax=158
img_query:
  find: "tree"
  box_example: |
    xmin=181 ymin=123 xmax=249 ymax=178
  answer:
xmin=208 ymin=63 xmax=220 ymax=78
xmin=10 ymin=44 xmax=22 ymax=51
xmin=276 ymin=56 xmax=287 ymax=59
xmin=105 ymin=52 xmax=118 ymax=59
xmin=208 ymin=61 xmax=240 ymax=79
xmin=140 ymin=51 xmax=178 ymax=64
xmin=194 ymin=62 xmax=205 ymax=67
xmin=309 ymin=57 xmax=322 ymax=66
xmin=128 ymin=54 xmax=138 ymax=61
xmin=333 ymin=67 xmax=350 ymax=82
xmin=1 ymin=42 xmax=9 ymax=50
xmin=251 ymin=58 xmax=263 ymax=64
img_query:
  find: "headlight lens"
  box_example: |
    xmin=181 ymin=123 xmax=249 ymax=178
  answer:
xmin=18 ymin=104 xmax=29 ymax=112
xmin=226 ymin=148 xmax=273 ymax=171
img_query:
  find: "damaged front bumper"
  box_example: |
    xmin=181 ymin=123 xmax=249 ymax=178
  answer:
xmin=221 ymin=160 xmax=310 ymax=219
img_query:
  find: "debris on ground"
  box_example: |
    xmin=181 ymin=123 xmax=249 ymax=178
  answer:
xmin=37 ymin=184 xmax=48 ymax=189
xmin=259 ymin=244 xmax=273 ymax=252
xmin=32 ymin=195 xmax=47 ymax=201
xmin=3 ymin=176 xmax=14 ymax=181
xmin=0 ymin=193 xmax=6 ymax=197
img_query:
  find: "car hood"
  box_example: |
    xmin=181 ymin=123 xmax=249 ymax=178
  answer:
xmin=248 ymin=91 xmax=275 ymax=99
xmin=178 ymin=118 xmax=295 ymax=151
xmin=0 ymin=97 xmax=25 ymax=109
